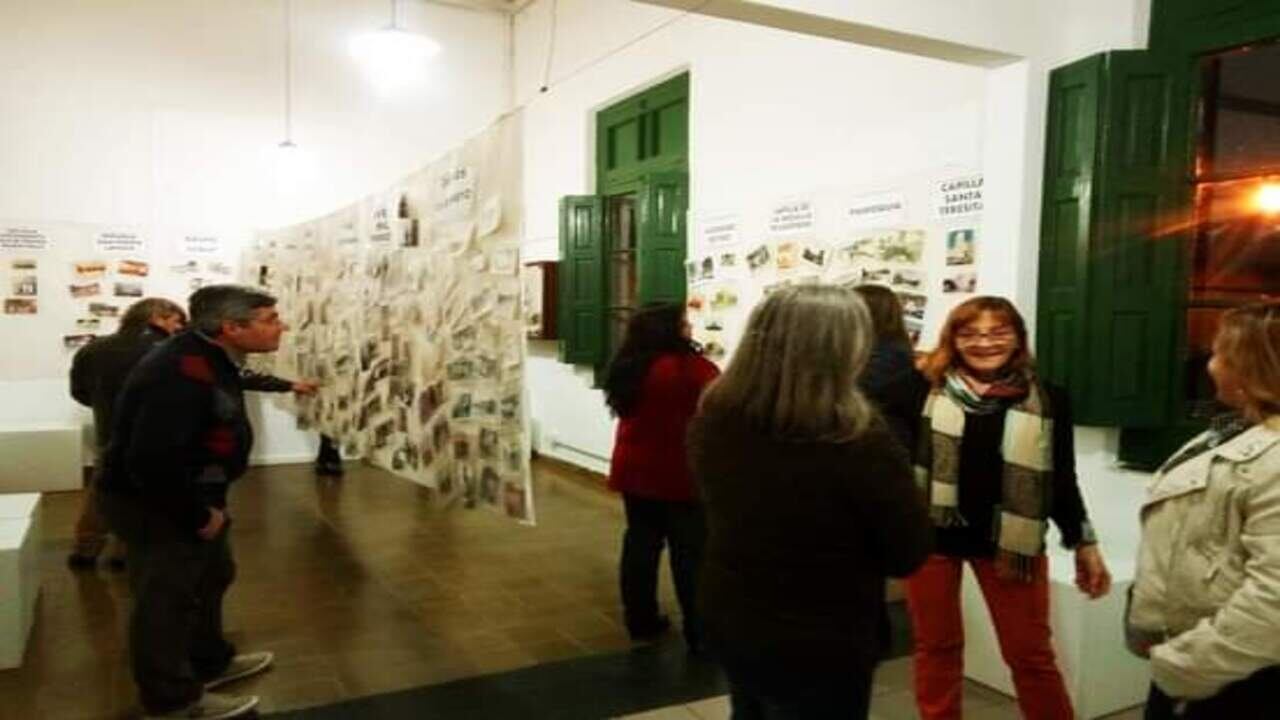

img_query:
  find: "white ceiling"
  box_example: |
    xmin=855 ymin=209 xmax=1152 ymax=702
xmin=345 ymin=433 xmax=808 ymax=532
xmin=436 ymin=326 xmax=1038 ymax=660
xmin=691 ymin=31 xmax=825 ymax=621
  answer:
xmin=420 ymin=0 xmax=538 ymax=14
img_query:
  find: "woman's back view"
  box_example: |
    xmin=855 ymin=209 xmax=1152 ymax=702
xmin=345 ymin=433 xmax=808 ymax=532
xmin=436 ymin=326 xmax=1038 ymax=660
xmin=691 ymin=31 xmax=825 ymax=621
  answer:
xmin=688 ymin=285 xmax=931 ymax=719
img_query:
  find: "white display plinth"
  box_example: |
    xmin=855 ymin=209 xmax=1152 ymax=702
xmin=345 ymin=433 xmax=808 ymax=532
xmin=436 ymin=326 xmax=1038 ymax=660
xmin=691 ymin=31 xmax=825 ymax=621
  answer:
xmin=0 ymin=493 xmax=42 ymax=669
xmin=961 ymin=548 xmax=1149 ymax=718
xmin=0 ymin=424 xmax=82 ymax=493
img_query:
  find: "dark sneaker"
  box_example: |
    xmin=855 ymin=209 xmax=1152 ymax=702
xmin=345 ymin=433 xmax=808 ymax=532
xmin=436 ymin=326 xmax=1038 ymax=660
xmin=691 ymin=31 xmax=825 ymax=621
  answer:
xmin=204 ymin=651 xmax=274 ymax=691
xmin=314 ymin=460 xmax=344 ymax=477
xmin=628 ymin=614 xmax=671 ymax=642
xmin=144 ymin=692 xmax=258 ymax=719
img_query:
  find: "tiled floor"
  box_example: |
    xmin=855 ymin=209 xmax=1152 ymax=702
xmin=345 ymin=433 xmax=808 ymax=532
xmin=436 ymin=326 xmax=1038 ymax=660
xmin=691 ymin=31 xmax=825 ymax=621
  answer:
xmin=619 ymin=655 xmax=1148 ymax=718
xmin=0 ymin=458 xmax=661 ymax=719
xmin=0 ymin=458 xmax=1147 ymax=719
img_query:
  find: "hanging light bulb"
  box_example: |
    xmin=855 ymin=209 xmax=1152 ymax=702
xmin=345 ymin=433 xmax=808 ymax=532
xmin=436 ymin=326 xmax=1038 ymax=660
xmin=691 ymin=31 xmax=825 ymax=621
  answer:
xmin=349 ymin=0 xmax=441 ymax=97
xmin=273 ymin=0 xmax=311 ymax=194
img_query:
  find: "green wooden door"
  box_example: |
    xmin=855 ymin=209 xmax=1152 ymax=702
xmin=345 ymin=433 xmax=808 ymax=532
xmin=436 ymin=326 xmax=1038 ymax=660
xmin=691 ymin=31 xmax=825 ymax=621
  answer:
xmin=558 ymin=195 xmax=606 ymax=365
xmin=1036 ymin=49 xmax=1192 ymax=427
xmin=636 ymin=172 xmax=689 ymax=306
xmin=1087 ymin=50 xmax=1192 ymax=426
xmin=1036 ymin=55 xmax=1102 ymax=413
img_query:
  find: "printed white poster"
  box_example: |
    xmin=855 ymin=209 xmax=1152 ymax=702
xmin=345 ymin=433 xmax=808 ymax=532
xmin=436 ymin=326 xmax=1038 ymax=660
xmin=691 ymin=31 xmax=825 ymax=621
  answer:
xmin=95 ymin=229 xmax=147 ymax=254
xmin=179 ymin=234 xmax=221 ymax=255
xmin=698 ymin=213 xmax=741 ymax=247
xmin=0 ymin=226 xmax=50 ymax=253
xmin=934 ymin=173 xmax=984 ymax=220
xmin=846 ymin=191 xmax=906 ymax=228
xmin=768 ymin=199 xmax=815 ymax=236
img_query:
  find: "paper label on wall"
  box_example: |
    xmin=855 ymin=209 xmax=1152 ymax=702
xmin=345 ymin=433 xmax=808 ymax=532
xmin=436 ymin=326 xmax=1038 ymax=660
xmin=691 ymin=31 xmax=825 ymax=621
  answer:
xmin=94 ymin=229 xmax=146 ymax=254
xmin=434 ymin=165 xmax=476 ymax=221
xmin=768 ymin=199 xmax=815 ymax=236
xmin=180 ymin=234 xmax=221 ymax=255
xmin=369 ymin=192 xmax=403 ymax=243
xmin=846 ymin=191 xmax=906 ymax=228
xmin=0 ymin=226 xmax=50 ymax=252
xmin=934 ymin=173 xmax=984 ymax=219
xmin=698 ymin=213 xmax=741 ymax=247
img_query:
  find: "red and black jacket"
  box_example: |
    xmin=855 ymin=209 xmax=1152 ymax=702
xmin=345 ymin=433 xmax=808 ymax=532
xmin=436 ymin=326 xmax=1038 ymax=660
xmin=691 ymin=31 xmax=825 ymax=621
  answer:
xmin=100 ymin=331 xmax=254 ymax=534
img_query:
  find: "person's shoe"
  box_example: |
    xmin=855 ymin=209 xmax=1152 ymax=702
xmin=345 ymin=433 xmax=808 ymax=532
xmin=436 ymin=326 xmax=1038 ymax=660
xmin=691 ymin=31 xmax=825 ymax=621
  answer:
xmin=314 ymin=460 xmax=344 ymax=477
xmin=144 ymin=692 xmax=258 ymax=719
xmin=204 ymin=651 xmax=274 ymax=691
xmin=66 ymin=553 xmax=98 ymax=570
xmin=627 ymin=614 xmax=671 ymax=642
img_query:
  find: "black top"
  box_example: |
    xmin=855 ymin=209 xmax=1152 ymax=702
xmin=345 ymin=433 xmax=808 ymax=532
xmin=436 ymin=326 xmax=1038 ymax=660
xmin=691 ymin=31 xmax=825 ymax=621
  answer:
xmin=70 ymin=326 xmax=169 ymax=451
xmin=688 ymin=411 xmax=931 ymax=672
xmin=860 ymin=341 xmax=918 ymax=451
xmin=897 ymin=373 xmax=1092 ymax=557
xmin=100 ymin=332 xmax=255 ymax=534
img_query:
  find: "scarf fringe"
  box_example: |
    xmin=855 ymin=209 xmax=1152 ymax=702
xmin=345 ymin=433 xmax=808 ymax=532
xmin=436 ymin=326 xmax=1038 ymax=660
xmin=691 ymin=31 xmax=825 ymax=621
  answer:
xmin=930 ymin=506 xmax=968 ymax=528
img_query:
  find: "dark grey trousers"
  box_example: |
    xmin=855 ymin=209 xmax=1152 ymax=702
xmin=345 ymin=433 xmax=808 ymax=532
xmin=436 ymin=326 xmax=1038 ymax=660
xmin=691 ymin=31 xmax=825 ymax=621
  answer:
xmin=99 ymin=492 xmax=237 ymax=714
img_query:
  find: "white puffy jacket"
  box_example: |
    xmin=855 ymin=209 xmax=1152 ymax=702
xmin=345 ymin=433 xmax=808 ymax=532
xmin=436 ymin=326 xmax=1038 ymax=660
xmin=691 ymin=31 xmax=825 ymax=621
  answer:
xmin=1127 ymin=416 xmax=1280 ymax=700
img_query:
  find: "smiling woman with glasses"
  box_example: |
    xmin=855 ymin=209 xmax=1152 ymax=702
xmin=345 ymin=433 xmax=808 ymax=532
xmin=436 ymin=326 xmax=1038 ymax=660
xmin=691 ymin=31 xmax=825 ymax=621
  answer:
xmin=904 ymin=295 xmax=1111 ymax=720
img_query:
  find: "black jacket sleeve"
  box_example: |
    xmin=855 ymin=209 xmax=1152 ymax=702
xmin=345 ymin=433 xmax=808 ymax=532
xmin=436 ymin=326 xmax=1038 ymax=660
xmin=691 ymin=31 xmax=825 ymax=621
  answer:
xmin=239 ymin=368 xmax=295 ymax=393
xmin=70 ymin=344 xmax=95 ymax=407
xmin=855 ymin=423 xmax=933 ymax=577
xmin=1047 ymin=385 xmax=1095 ymax=548
xmin=123 ymin=370 xmax=215 ymax=533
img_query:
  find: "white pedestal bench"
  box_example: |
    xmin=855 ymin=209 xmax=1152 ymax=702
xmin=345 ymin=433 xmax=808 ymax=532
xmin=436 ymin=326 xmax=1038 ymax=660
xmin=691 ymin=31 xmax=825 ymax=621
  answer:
xmin=0 ymin=493 xmax=42 ymax=669
xmin=0 ymin=423 xmax=82 ymax=493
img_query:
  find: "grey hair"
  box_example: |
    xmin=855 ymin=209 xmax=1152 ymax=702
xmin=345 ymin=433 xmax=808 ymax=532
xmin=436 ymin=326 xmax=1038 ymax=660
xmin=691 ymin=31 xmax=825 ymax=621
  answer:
xmin=700 ymin=284 xmax=877 ymax=442
xmin=188 ymin=284 xmax=277 ymax=336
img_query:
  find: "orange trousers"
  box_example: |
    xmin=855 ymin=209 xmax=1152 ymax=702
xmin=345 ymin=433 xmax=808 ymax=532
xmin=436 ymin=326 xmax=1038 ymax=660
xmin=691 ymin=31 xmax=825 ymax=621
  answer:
xmin=905 ymin=554 xmax=1073 ymax=720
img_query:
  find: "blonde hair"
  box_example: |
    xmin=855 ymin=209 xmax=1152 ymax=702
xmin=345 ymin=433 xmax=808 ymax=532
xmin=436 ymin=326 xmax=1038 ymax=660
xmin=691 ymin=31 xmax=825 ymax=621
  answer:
xmin=699 ymin=284 xmax=876 ymax=442
xmin=1215 ymin=301 xmax=1280 ymax=421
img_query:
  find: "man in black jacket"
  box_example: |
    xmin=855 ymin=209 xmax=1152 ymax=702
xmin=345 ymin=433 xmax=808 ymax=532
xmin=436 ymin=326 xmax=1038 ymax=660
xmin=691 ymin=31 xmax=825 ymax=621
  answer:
xmin=98 ymin=285 xmax=289 ymax=720
xmin=68 ymin=297 xmax=187 ymax=568
xmin=69 ymin=300 xmax=315 ymax=570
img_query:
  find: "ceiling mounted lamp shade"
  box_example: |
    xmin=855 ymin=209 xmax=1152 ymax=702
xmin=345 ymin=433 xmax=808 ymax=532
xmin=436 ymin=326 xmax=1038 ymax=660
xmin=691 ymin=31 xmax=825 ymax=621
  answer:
xmin=349 ymin=0 xmax=442 ymax=97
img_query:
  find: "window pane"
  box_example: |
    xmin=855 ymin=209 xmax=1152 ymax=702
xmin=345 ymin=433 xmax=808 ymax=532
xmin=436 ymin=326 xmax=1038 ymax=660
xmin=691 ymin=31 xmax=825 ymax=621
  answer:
xmin=1200 ymin=41 xmax=1280 ymax=179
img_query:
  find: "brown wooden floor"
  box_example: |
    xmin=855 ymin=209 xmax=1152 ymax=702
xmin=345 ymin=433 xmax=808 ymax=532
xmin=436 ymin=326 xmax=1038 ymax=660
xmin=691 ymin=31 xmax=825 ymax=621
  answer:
xmin=0 ymin=458 xmax=671 ymax=719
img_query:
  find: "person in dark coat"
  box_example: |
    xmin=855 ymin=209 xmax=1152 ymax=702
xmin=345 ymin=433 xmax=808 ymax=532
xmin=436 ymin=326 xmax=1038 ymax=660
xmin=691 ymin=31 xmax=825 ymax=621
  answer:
xmin=688 ymin=285 xmax=931 ymax=718
xmin=98 ymin=285 xmax=292 ymax=720
xmin=853 ymin=284 xmax=920 ymax=450
xmin=604 ymin=303 xmax=719 ymax=648
xmin=68 ymin=297 xmax=187 ymax=568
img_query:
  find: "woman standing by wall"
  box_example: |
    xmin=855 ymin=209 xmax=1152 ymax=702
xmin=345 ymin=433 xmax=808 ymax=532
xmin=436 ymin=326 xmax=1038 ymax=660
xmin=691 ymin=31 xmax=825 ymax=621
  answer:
xmin=603 ymin=303 xmax=719 ymax=650
xmin=907 ymin=296 xmax=1111 ymax=720
xmin=1129 ymin=302 xmax=1280 ymax=718
xmin=689 ymin=285 xmax=931 ymax=717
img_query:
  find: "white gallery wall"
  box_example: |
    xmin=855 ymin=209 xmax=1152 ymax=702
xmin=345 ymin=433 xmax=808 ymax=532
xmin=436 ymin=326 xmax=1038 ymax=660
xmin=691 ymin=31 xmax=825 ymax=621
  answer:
xmin=0 ymin=0 xmax=510 ymax=463
xmin=513 ymin=0 xmax=1157 ymax=509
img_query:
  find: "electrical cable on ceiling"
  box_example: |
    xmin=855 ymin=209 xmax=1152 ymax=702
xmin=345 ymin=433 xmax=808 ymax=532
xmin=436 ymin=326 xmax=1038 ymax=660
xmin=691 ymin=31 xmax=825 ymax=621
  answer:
xmin=533 ymin=0 xmax=711 ymax=99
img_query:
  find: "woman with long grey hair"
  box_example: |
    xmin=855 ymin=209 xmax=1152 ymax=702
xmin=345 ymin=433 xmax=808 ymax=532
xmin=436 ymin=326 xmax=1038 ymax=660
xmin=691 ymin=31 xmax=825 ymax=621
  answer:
xmin=688 ymin=284 xmax=931 ymax=718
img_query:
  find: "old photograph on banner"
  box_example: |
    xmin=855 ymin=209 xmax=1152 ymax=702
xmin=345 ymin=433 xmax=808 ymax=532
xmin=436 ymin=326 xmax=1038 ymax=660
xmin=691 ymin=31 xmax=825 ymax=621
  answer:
xmin=243 ymin=114 xmax=534 ymax=525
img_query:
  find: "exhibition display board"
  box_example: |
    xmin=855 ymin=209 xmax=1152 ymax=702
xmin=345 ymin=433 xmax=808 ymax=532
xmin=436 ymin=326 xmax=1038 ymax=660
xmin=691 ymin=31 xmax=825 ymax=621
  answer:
xmin=245 ymin=114 xmax=534 ymax=523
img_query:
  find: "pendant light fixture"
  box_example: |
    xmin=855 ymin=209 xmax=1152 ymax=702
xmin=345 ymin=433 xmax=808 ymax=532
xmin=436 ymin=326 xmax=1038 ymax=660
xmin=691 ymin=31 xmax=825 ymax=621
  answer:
xmin=276 ymin=0 xmax=308 ymax=191
xmin=349 ymin=0 xmax=442 ymax=97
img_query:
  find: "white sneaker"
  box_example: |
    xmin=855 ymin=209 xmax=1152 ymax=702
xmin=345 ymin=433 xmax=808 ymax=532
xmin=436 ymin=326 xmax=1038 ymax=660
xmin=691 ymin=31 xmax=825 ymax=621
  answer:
xmin=144 ymin=691 xmax=259 ymax=719
xmin=204 ymin=651 xmax=275 ymax=691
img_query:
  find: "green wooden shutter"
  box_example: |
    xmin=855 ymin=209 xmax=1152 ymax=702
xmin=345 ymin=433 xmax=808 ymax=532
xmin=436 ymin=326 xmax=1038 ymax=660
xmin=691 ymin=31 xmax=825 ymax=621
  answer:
xmin=1036 ymin=50 xmax=1191 ymax=427
xmin=1088 ymin=50 xmax=1191 ymax=426
xmin=1036 ymin=55 xmax=1103 ymax=414
xmin=636 ymin=172 xmax=688 ymax=306
xmin=558 ymin=195 xmax=606 ymax=365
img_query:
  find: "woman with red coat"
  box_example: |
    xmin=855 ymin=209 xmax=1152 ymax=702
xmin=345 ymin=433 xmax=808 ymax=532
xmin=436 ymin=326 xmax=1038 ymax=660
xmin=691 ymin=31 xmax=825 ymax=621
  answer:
xmin=604 ymin=302 xmax=720 ymax=650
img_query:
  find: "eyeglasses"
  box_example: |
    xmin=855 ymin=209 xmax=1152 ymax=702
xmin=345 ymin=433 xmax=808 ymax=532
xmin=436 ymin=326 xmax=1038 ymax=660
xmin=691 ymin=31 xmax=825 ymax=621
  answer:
xmin=954 ymin=328 xmax=1017 ymax=347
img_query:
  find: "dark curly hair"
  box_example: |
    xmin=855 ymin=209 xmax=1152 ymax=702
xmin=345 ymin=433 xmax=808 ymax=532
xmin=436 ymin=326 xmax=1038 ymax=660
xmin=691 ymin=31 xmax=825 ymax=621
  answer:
xmin=603 ymin=303 xmax=698 ymax=417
